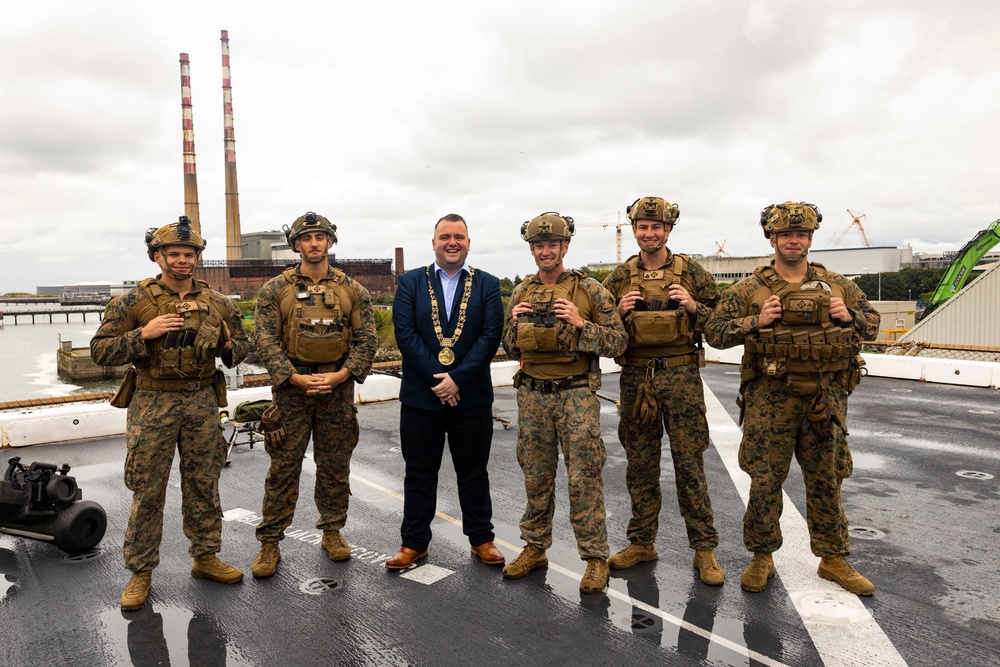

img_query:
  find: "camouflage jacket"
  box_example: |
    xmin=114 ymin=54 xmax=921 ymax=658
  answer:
xmin=254 ymin=264 xmax=377 ymax=387
xmin=502 ymin=270 xmax=627 ymax=361
xmin=602 ymin=250 xmax=721 ymax=335
xmin=90 ymin=276 xmax=250 ymax=369
xmin=704 ymin=260 xmax=880 ymax=349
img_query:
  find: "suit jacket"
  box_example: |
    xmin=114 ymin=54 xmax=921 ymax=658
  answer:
xmin=393 ymin=265 xmax=503 ymax=411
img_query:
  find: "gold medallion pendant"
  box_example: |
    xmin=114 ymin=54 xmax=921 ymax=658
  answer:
xmin=425 ymin=264 xmax=475 ymax=369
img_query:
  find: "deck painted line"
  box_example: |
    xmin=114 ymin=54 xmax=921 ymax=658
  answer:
xmin=703 ymin=382 xmax=909 ymax=667
xmin=400 ymin=563 xmax=454 ymax=585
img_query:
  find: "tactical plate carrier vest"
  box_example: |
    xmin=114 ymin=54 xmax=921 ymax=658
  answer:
xmin=741 ymin=264 xmax=861 ymax=395
xmin=516 ymin=272 xmax=592 ymax=379
xmin=615 ymin=254 xmax=696 ymax=364
xmin=277 ymin=268 xmax=355 ymax=365
xmin=135 ymin=278 xmax=217 ymax=382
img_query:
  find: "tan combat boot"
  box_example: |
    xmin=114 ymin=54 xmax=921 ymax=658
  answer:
xmin=693 ymin=549 xmax=725 ymax=586
xmin=502 ymin=545 xmax=548 ymax=579
xmin=120 ymin=571 xmax=152 ymax=611
xmin=607 ymin=543 xmax=658 ymax=570
xmin=252 ymin=542 xmax=281 ymax=578
xmin=322 ymin=530 xmax=352 ymax=561
xmin=191 ymin=555 xmax=244 ymax=584
xmin=580 ymin=558 xmax=609 ymax=594
xmin=818 ymin=556 xmax=875 ymax=596
xmin=741 ymin=553 xmax=775 ymax=592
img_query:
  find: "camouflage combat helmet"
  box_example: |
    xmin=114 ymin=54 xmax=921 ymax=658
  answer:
xmin=759 ymin=201 xmax=822 ymax=238
xmin=520 ymin=212 xmax=575 ymax=242
xmin=626 ymin=197 xmax=680 ymax=226
xmin=284 ymin=211 xmax=338 ymax=247
xmin=145 ymin=216 xmax=206 ymax=261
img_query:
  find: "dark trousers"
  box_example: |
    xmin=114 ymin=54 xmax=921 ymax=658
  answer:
xmin=399 ymin=403 xmax=495 ymax=551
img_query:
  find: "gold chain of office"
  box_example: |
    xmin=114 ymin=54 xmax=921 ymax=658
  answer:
xmin=425 ymin=265 xmax=475 ymax=366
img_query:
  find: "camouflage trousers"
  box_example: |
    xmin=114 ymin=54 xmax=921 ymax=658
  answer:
xmin=515 ymin=385 xmax=609 ymax=560
xmin=256 ymin=378 xmax=359 ymax=542
xmin=123 ymin=387 xmax=227 ymax=572
xmin=618 ymin=363 xmax=719 ymax=550
xmin=740 ymin=377 xmax=853 ymax=557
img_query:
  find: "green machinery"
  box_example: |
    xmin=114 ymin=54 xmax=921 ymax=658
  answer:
xmin=922 ymin=219 xmax=1000 ymax=318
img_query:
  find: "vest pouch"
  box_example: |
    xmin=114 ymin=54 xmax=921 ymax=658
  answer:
xmin=109 ymin=367 xmax=137 ymax=409
xmin=629 ymin=310 xmax=686 ymax=346
xmin=153 ymin=348 xmax=181 ymax=379
xmin=784 ymin=374 xmax=819 ymax=396
xmin=213 ymin=369 xmax=228 ymax=407
xmin=292 ymin=329 xmax=349 ymax=365
xmin=781 ymin=291 xmax=824 ymax=325
xmin=517 ymin=321 xmax=559 ymax=352
xmin=179 ymin=346 xmax=200 ymax=374
xmin=844 ymin=354 xmax=866 ymax=394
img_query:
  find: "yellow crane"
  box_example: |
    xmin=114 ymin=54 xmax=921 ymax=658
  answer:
xmin=577 ymin=211 xmax=629 ymax=263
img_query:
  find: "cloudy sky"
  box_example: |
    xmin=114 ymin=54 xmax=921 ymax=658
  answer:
xmin=2 ymin=1 xmax=999 ymax=293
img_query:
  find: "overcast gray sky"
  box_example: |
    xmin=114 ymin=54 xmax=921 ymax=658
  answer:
xmin=2 ymin=1 xmax=999 ymax=293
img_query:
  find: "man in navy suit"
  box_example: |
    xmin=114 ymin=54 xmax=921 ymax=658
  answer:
xmin=387 ymin=213 xmax=505 ymax=569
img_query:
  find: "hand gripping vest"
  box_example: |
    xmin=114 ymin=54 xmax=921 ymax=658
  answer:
xmin=616 ymin=254 xmax=695 ymax=362
xmin=742 ymin=264 xmax=860 ymax=395
xmin=137 ymin=279 xmax=217 ymax=381
xmin=515 ymin=272 xmax=592 ymax=379
xmin=277 ymin=268 xmax=354 ymax=365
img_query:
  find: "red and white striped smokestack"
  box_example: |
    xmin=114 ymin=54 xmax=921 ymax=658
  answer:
xmin=179 ymin=53 xmax=202 ymax=236
xmin=221 ymin=30 xmax=243 ymax=261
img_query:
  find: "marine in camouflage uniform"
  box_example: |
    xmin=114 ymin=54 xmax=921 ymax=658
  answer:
xmin=704 ymin=201 xmax=880 ymax=596
xmin=500 ymin=212 xmax=627 ymax=594
xmin=602 ymin=196 xmax=724 ymax=585
xmin=251 ymin=212 xmax=377 ymax=577
xmin=90 ymin=217 xmax=251 ymax=610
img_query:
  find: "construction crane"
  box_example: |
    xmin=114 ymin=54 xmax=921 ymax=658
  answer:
xmin=830 ymin=209 xmax=871 ymax=248
xmin=577 ymin=211 xmax=629 ymax=263
xmin=714 ymin=240 xmax=732 ymax=256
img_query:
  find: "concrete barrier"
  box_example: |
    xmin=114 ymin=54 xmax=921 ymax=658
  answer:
xmin=2 ymin=352 xmax=996 ymax=448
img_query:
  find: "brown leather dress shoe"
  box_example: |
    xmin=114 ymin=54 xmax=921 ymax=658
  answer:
xmin=470 ymin=541 xmax=505 ymax=566
xmin=385 ymin=546 xmax=428 ymax=570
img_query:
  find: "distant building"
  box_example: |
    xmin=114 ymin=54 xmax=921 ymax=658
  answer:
xmin=241 ymin=231 xmax=287 ymax=260
xmin=584 ymin=262 xmax=618 ymax=273
xmin=37 ymin=245 xmax=406 ymax=301
xmin=698 ymin=246 xmax=912 ymax=284
xmin=910 ymin=250 xmax=1000 ymax=270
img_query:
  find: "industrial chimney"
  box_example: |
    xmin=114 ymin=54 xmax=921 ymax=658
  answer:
xmin=179 ymin=53 xmax=202 ymax=236
xmin=221 ymin=30 xmax=243 ymax=261
xmin=395 ymin=247 xmax=405 ymax=276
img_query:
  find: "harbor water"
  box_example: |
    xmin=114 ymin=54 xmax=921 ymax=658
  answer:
xmin=0 ymin=305 xmax=260 ymax=404
xmin=0 ymin=317 xmax=106 ymax=403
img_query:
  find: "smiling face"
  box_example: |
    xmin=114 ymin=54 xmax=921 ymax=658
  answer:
xmin=154 ymin=245 xmax=198 ymax=281
xmin=432 ymin=218 xmax=471 ymax=273
xmin=771 ymin=229 xmax=813 ymax=264
xmin=294 ymin=231 xmax=333 ymax=264
xmin=529 ymin=239 xmax=569 ymax=273
xmin=632 ymin=219 xmax=672 ymax=253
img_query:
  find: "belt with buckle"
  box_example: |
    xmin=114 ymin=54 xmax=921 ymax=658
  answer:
xmin=135 ymin=377 xmax=213 ymax=392
xmin=292 ymin=359 xmax=344 ymax=375
xmin=623 ymin=353 xmax=697 ymax=370
xmin=521 ymin=372 xmax=590 ymax=393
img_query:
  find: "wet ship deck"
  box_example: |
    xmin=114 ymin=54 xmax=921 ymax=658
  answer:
xmin=1 ymin=364 xmax=997 ymax=666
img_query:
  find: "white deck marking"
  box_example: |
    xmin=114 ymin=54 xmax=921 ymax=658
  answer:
xmin=400 ymin=563 xmax=454 ymax=585
xmin=703 ymin=382 xmax=909 ymax=667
